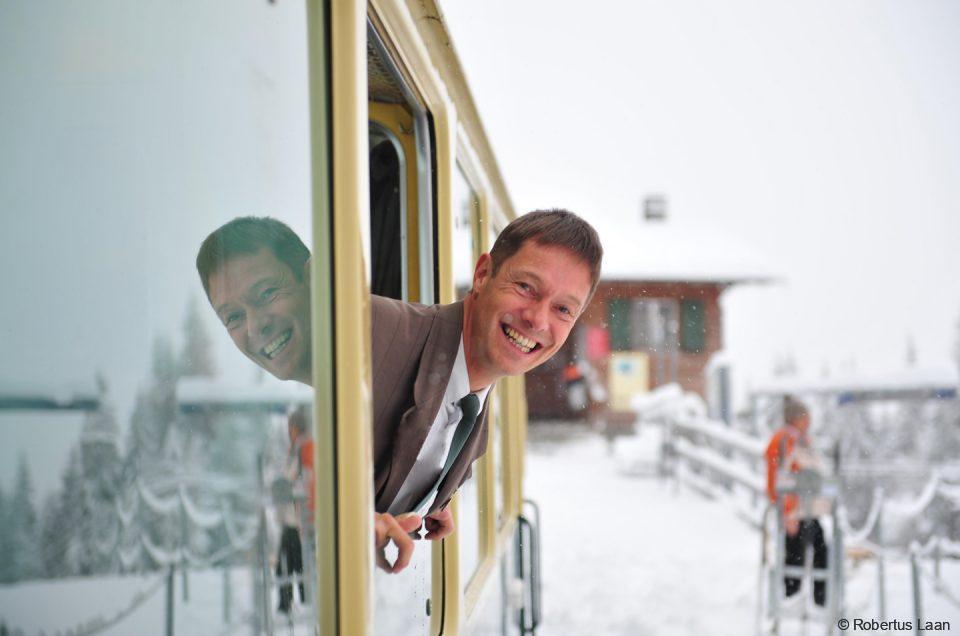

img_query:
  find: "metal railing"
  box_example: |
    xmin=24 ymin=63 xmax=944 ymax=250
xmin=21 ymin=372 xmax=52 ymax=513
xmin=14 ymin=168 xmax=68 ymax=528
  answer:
xmin=632 ymin=383 xmax=960 ymax=635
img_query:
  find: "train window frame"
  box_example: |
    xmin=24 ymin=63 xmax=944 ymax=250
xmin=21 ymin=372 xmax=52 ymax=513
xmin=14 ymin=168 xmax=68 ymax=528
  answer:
xmin=367 ymin=20 xmax=435 ymax=304
xmin=454 ymin=141 xmax=517 ymax=624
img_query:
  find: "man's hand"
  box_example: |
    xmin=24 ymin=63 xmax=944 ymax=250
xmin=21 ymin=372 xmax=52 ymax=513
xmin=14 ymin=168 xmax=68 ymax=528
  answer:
xmin=374 ymin=512 xmax=422 ymax=574
xmin=424 ymin=508 xmax=455 ymax=541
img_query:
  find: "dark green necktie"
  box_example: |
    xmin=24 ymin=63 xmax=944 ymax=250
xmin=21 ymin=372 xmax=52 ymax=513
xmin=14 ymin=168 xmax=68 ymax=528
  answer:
xmin=413 ymin=393 xmax=481 ymax=512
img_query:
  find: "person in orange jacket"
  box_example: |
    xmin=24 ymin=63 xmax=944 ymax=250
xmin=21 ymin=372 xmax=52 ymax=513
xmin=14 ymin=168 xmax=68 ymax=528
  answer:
xmin=276 ymin=406 xmax=314 ymax=614
xmin=765 ymin=396 xmax=828 ymax=606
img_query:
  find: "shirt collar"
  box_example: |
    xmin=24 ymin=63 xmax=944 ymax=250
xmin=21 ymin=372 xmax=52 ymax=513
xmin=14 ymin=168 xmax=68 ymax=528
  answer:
xmin=449 ymin=337 xmax=491 ymax=408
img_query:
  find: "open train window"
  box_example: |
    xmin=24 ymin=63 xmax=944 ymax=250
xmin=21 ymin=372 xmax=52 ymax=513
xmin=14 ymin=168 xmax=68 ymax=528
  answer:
xmin=366 ymin=22 xmax=434 ymax=303
xmin=366 ymin=16 xmax=436 ymax=634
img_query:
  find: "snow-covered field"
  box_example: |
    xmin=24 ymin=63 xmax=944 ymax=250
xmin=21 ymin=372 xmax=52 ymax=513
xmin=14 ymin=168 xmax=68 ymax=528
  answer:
xmin=0 ymin=568 xmax=317 ymax=635
xmin=525 ymin=424 xmax=960 ymax=635
xmin=2 ymin=424 xmax=958 ymax=635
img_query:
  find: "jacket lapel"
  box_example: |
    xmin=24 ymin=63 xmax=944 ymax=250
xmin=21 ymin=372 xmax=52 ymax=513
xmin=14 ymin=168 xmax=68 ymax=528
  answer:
xmin=377 ymin=301 xmax=464 ymax=512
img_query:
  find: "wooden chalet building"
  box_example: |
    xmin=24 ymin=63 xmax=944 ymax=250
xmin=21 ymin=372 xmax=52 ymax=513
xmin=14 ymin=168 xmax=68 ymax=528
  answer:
xmin=526 ymin=198 xmax=772 ymax=421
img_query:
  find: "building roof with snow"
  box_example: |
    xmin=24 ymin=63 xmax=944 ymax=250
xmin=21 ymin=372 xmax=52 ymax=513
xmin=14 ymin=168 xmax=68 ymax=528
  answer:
xmin=751 ymin=366 xmax=959 ymax=402
xmin=177 ymin=376 xmax=313 ymax=413
xmin=0 ymin=379 xmax=100 ymax=411
xmin=595 ymin=217 xmax=776 ymax=285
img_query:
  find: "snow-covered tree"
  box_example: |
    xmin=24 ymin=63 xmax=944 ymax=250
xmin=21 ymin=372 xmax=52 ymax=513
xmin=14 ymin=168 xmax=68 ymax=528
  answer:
xmin=0 ymin=485 xmax=11 ymax=583
xmin=179 ymin=296 xmax=216 ymax=378
xmin=39 ymin=493 xmax=63 ymax=578
xmin=152 ymin=334 xmax=179 ymax=389
xmin=9 ymin=454 xmax=43 ymax=581
xmin=130 ymin=335 xmax=180 ymax=470
xmin=53 ymin=448 xmax=95 ymax=576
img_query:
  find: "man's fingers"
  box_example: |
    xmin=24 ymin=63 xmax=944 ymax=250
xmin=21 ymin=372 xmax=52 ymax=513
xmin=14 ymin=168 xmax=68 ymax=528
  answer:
xmin=424 ymin=509 xmax=454 ymax=540
xmin=374 ymin=512 xmax=420 ymax=573
xmin=376 ymin=547 xmax=393 ymax=572
xmin=395 ymin=513 xmax=422 ymax=534
xmin=387 ymin=527 xmax=415 ymax=573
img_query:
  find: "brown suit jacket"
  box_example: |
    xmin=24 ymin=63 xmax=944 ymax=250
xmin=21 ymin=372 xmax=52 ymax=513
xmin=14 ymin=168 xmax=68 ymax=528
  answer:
xmin=370 ymin=295 xmax=490 ymax=514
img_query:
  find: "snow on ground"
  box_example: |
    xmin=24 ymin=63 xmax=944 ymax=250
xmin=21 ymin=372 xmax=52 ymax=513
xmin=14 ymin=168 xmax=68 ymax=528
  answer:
xmin=0 ymin=568 xmax=317 ymax=635
xmin=2 ymin=424 xmax=958 ymax=635
xmin=525 ymin=424 xmax=960 ymax=635
xmin=526 ymin=424 xmax=758 ymax=635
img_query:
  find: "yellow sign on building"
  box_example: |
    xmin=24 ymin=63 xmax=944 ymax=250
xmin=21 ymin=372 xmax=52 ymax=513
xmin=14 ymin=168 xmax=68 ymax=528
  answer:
xmin=608 ymin=352 xmax=650 ymax=411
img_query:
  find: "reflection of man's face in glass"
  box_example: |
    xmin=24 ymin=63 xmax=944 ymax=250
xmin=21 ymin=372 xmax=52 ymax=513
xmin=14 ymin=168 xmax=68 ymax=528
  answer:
xmin=207 ymin=248 xmax=312 ymax=385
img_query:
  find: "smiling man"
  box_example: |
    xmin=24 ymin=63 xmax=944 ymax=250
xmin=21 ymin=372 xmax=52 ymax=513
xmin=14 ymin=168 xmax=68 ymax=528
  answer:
xmin=196 ymin=210 xmax=602 ymax=573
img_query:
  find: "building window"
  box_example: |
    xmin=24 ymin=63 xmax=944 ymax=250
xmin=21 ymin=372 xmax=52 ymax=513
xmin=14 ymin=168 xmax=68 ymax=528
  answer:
xmin=607 ymin=298 xmax=679 ymax=353
xmin=631 ymin=299 xmax=677 ymax=352
xmin=680 ymin=299 xmax=706 ymax=353
xmin=607 ymin=299 xmax=632 ymax=351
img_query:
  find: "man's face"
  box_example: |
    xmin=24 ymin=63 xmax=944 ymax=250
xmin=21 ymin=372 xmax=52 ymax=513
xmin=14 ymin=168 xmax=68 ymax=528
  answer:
xmin=464 ymin=241 xmax=592 ymax=389
xmin=207 ymin=248 xmax=312 ymax=385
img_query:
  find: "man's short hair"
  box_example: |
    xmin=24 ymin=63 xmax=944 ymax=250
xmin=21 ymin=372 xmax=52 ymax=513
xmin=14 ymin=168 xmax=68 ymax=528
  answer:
xmin=196 ymin=217 xmax=310 ymax=298
xmin=783 ymin=396 xmax=809 ymax=424
xmin=489 ymin=209 xmax=603 ymax=302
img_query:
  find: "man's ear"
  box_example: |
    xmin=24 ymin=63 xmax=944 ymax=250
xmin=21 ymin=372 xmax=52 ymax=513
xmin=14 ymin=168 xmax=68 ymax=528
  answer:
xmin=472 ymin=253 xmax=492 ymax=293
xmin=302 ymin=256 xmax=312 ymax=285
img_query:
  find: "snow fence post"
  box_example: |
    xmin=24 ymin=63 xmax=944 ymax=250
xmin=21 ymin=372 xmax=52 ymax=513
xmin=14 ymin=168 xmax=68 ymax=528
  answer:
xmin=222 ymin=566 xmax=232 ymax=624
xmin=877 ymin=487 xmax=886 ymax=622
xmin=910 ymin=542 xmax=922 ymax=636
xmin=933 ymin=537 xmax=941 ymax=581
xmin=830 ymin=493 xmax=845 ymax=633
xmin=166 ymin=564 xmax=175 ymax=636
xmin=255 ymin=453 xmax=274 ymax=636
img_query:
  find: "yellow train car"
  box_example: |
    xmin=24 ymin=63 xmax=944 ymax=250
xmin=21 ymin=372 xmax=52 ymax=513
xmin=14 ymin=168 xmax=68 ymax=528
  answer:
xmin=0 ymin=1 xmax=539 ymax=634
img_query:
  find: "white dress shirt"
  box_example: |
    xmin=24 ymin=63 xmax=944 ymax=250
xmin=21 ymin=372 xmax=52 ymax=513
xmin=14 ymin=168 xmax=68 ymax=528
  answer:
xmin=388 ymin=337 xmax=490 ymax=515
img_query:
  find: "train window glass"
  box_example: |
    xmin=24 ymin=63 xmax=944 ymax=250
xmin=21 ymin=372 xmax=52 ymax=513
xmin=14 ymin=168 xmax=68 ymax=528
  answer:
xmin=452 ymin=165 xmax=480 ymax=299
xmin=487 ymin=221 xmax=509 ymax=529
xmin=490 ymin=393 xmax=505 ymax=527
xmin=451 ymin=163 xmax=483 ymax=587
xmin=0 ymin=2 xmax=326 ymax=635
xmin=372 ymin=543 xmax=432 ymax=635
xmin=366 ymin=20 xmax=433 ymax=632
xmin=459 ymin=474 xmax=482 ymax=588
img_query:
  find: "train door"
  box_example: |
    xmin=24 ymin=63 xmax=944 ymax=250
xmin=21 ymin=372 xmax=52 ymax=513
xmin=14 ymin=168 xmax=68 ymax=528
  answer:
xmin=0 ymin=1 xmax=338 ymax=634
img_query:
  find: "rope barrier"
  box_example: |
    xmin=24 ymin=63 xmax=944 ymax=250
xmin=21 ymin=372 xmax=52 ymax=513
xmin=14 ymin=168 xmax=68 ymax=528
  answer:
xmin=884 ymin=473 xmax=941 ymax=519
xmin=141 ymin=532 xmax=179 ymax=566
xmin=180 ymin=484 xmax=224 ymax=528
xmin=837 ymin=492 xmax=883 ymax=543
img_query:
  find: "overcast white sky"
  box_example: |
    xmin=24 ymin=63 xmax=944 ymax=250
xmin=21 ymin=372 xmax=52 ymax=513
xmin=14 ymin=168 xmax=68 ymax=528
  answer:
xmin=439 ymin=0 xmax=960 ymax=404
